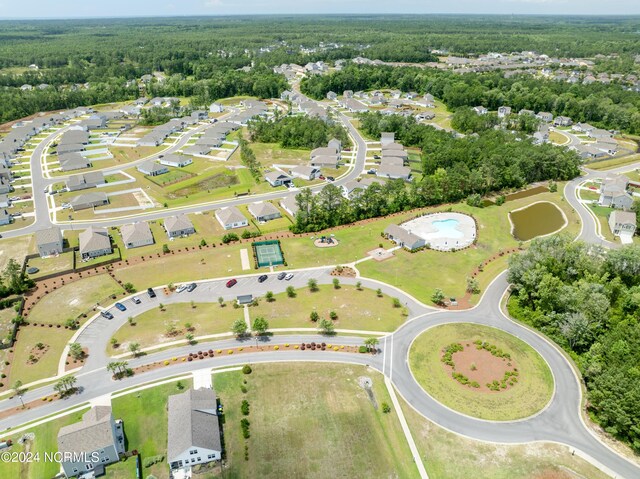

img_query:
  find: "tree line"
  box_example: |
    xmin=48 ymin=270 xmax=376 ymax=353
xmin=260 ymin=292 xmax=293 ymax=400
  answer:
xmin=508 ymin=235 xmax=640 ymax=453
xmin=248 ymin=115 xmax=350 ymax=150
xmin=301 ymin=64 xmax=640 ymax=134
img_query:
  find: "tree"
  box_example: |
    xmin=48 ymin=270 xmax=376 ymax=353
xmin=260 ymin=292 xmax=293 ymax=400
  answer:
xmin=54 ymin=375 xmax=77 ymax=395
xmin=123 ymin=282 xmax=135 ymax=293
xmin=382 ymin=402 xmax=391 ymax=413
xmin=466 ymin=277 xmax=480 ymax=294
xmin=165 ymin=323 xmax=177 ymax=336
xmin=68 ymin=342 xmax=84 ymax=360
xmin=64 ymin=318 xmax=78 ymax=329
xmin=128 ymin=316 xmax=135 ymax=326
xmin=185 ymin=322 xmax=193 ymax=331
xmin=252 ymin=317 xmax=269 ymax=335
xmin=110 ymin=337 xmax=119 ymax=348
xmin=310 ymin=310 xmax=319 ymax=322
xmin=265 ymin=291 xmax=274 ymax=302
xmin=332 ymin=278 xmax=340 ymax=289
xmin=308 ymin=278 xmax=319 ymax=292
xmin=129 ymin=342 xmax=141 ymax=357
xmin=356 ymin=281 xmax=362 ymax=290
xmin=364 ymin=337 xmax=379 ymax=352
xmin=185 ymin=333 xmax=195 ymax=344
xmin=218 ymin=296 xmax=225 ymax=307
xmin=232 ymin=318 xmax=248 ymax=337
xmin=286 ymin=286 xmax=296 ymax=298
xmin=329 ymin=311 xmax=338 ymax=320
xmin=376 ymin=288 xmax=382 ymax=297
xmin=319 ymin=319 xmax=335 ymax=335
xmin=162 ymin=244 xmax=170 ymax=254
xmin=431 ymin=288 xmax=446 ymax=305
xmin=12 ymin=380 xmax=26 ymax=407
xmin=392 ymin=297 xmax=402 ymax=308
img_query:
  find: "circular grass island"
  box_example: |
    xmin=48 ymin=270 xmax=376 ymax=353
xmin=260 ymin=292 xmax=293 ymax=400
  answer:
xmin=409 ymin=323 xmax=553 ymax=421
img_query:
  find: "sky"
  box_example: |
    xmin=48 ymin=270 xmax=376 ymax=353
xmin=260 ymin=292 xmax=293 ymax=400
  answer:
xmin=0 ymin=0 xmax=639 ymax=18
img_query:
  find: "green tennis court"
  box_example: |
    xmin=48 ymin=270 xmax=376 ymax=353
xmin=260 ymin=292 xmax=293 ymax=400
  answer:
xmin=253 ymin=240 xmax=285 ymax=267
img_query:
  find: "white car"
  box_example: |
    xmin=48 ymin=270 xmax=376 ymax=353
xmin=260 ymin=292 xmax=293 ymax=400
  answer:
xmin=176 ymin=284 xmax=188 ymax=293
xmin=284 ymin=273 xmax=294 ymax=281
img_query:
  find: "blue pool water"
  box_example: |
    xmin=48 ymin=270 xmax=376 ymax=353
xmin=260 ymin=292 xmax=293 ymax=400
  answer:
xmin=428 ymin=219 xmax=463 ymax=239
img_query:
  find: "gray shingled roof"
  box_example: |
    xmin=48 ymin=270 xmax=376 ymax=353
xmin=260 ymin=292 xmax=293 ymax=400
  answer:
xmin=57 ymin=406 xmax=115 ymax=456
xmin=79 ymin=227 xmax=111 ymax=255
xmin=35 ymin=227 xmax=62 ymax=246
xmin=167 ymin=388 xmax=221 ymax=462
xmin=216 ymin=206 xmax=246 ymax=226
xmin=248 ymin=201 xmax=280 ymax=218
xmin=121 ymin=222 xmax=153 ymax=245
xmin=164 ymin=214 xmax=194 ymax=234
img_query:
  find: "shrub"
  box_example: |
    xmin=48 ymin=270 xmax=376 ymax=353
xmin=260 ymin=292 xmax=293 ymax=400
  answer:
xmin=376 ymin=288 xmax=382 ymax=297
xmin=332 ymin=278 xmax=340 ymax=289
xmin=381 ymin=402 xmax=391 ymax=413
xmin=162 ymin=244 xmax=170 ymax=254
xmin=123 ymin=282 xmax=136 ymax=293
xmin=240 ymin=418 xmax=250 ymax=438
xmin=495 ymin=195 xmax=506 ymax=206
xmin=242 ymin=364 xmax=252 ymax=374
xmin=392 ymin=297 xmax=401 ymax=308
xmin=142 ymin=455 xmax=164 ymax=468
xmin=241 ymin=399 xmax=250 ymax=415
xmin=310 ymin=311 xmax=319 ymax=322
xmin=222 ymin=233 xmax=239 ymax=244
xmin=329 ymin=311 xmax=338 ymax=320
xmin=199 ymin=239 xmax=207 ymax=247
xmin=286 ymin=286 xmax=296 ymax=298
xmin=358 ymin=345 xmax=368 ymax=353
xmin=240 ymin=385 xmax=248 ymax=393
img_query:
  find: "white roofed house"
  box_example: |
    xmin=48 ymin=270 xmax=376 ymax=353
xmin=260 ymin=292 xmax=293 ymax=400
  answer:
xmin=209 ymin=102 xmax=224 ymax=113
xmin=159 ymin=154 xmax=193 ymax=168
xmin=536 ymin=112 xmax=554 ymax=123
xmin=289 ymin=165 xmax=320 ymax=181
xmin=473 ymin=106 xmax=488 ymax=115
xmin=328 ymin=138 xmax=342 ymax=152
xmin=384 ymin=224 xmax=426 ymax=251
xmin=380 ymin=132 xmax=395 ymax=146
xmin=79 ymin=227 xmax=112 ymax=260
xmin=35 ymin=227 xmax=64 ymax=257
xmin=121 ymin=222 xmax=154 ymax=249
xmin=553 ymin=116 xmax=573 ymax=127
xmin=311 ymin=146 xmax=340 ymax=159
xmin=57 ymin=406 xmax=125 ymax=478
xmin=167 ymin=388 xmax=222 ymax=473
xmin=164 ymin=214 xmax=196 ymax=238
xmin=137 ymin=160 xmax=168 ymax=177
xmin=215 ymin=206 xmax=249 ymax=230
xmin=280 ymin=194 xmax=299 ymax=217
xmin=248 ymin=201 xmax=282 ymax=222
xmin=264 ymin=171 xmax=292 ymax=187
xmin=497 ymin=106 xmax=512 ymax=118
xmin=588 ymin=128 xmax=613 ymax=140
xmin=0 ymin=209 xmax=10 ymax=226
xmin=326 ymin=91 xmax=338 ymax=100
xmin=609 ymin=210 xmax=637 ymax=244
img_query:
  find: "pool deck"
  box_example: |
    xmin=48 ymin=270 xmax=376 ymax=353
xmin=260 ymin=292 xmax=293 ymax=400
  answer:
xmin=401 ymin=212 xmax=476 ymax=251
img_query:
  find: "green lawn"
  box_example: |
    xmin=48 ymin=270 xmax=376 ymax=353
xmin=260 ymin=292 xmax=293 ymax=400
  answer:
xmin=409 ymin=323 xmax=553 ymax=421
xmin=549 ymin=130 xmax=569 ymax=145
xmin=251 ymin=142 xmax=310 ymax=167
xmin=108 ymin=301 xmax=244 ymax=353
xmin=578 ymin=189 xmax=600 ymax=202
xmin=26 ymin=252 xmax=74 ymax=280
xmin=252 ymin=284 xmax=407 ymax=331
xmin=399 ymin=396 xmax=610 ymax=479
xmin=357 ymin=189 xmax=580 ymax=304
xmin=8 ymin=324 xmax=75 ymax=385
xmin=27 ymin=274 xmax=124 ymax=325
xmin=0 ymin=408 xmax=89 ymax=479
xmin=216 ymin=363 xmax=416 ymax=478
xmin=587 ymin=153 xmax=640 ymax=171
xmin=109 ymin=380 xmax=193 ymax=479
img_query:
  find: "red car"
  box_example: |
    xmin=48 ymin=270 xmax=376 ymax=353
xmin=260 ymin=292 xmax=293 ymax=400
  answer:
xmin=226 ymin=278 xmax=237 ymax=288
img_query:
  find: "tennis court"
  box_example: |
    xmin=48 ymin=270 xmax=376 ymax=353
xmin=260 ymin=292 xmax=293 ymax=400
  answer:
xmin=253 ymin=240 xmax=285 ymax=267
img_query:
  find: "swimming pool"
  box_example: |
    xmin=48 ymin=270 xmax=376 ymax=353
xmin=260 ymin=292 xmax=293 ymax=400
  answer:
xmin=399 ymin=212 xmax=476 ymax=251
xmin=426 ymin=219 xmax=463 ymax=239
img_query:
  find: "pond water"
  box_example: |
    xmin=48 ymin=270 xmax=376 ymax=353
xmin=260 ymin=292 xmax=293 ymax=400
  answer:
xmin=509 ymin=202 xmax=566 ymax=241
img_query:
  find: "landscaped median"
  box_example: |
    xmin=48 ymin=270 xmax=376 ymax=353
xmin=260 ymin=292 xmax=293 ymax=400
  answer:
xmin=409 ymin=323 xmax=553 ymax=421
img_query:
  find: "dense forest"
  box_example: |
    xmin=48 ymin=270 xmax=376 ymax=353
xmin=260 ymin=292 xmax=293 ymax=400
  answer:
xmin=290 ymin=114 xmax=580 ymax=233
xmin=508 ymin=235 xmax=640 ymax=452
xmin=248 ymin=115 xmax=350 ymax=149
xmin=302 ymin=64 xmax=640 ymax=133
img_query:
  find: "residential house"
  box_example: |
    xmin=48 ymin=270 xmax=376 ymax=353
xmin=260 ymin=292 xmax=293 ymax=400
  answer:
xmin=344 ymin=98 xmax=368 ymax=113
xmin=164 ymin=214 xmax=195 ymax=238
xmin=575 ymin=144 xmax=607 ymax=159
xmin=553 ymin=116 xmax=573 ymax=127
xmin=265 ymin=171 xmax=292 ymax=187
xmin=310 ymin=146 xmax=339 ymax=159
xmin=588 ymin=128 xmax=613 ymax=140
xmin=380 ymin=156 xmax=405 ymax=167
xmin=59 ymin=153 xmax=92 ymax=172
xmin=328 ymin=138 xmax=342 ymax=152
xmin=167 ymin=388 xmax=222 ymax=473
xmin=536 ymin=112 xmax=554 ymax=122
xmin=248 ymin=202 xmax=282 ymax=222
xmin=343 ymin=90 xmax=354 ymax=98
xmin=599 ymin=175 xmax=633 ymax=209
xmin=473 ymin=106 xmax=488 ymax=115
xmin=384 ymin=224 xmax=426 ymax=251
xmin=78 ymin=227 xmax=112 ymax=259
xmin=376 ymin=164 xmax=412 ymax=181
xmin=66 ymin=171 xmax=105 ymax=192
xmin=519 ymin=109 xmax=535 ymax=116
xmin=35 ymin=227 xmax=64 ymax=257
xmin=70 ymin=192 xmax=109 ymax=211
xmin=341 ymin=177 xmax=383 ymax=199
xmin=215 ymin=206 xmax=249 ymax=230
xmin=416 ymin=111 xmax=435 ymax=121
xmin=0 ymin=178 xmax=12 ymax=194
xmin=380 ymin=132 xmax=395 ymax=146
xmin=382 ymin=149 xmax=408 ymax=160
xmin=0 ymin=209 xmax=11 ymax=226
xmin=497 ymin=106 xmax=512 ymax=118
xmin=0 ymin=166 xmax=11 ymax=181
xmin=57 ymin=406 xmax=125 ymax=478
xmin=326 ymin=91 xmax=338 ymax=101
xmin=289 ymin=165 xmax=320 ymax=181
xmin=609 ymin=210 xmax=637 ymax=243
xmin=160 ymin=154 xmax=193 ymax=168
xmin=280 ymin=195 xmax=299 ymax=217
xmin=137 ymin=161 xmax=168 ymax=176
xmin=191 ymin=110 xmax=208 ymax=120
xmin=382 ymin=142 xmax=404 ymax=151
xmin=183 ymin=145 xmax=211 ymax=156
xmin=209 ymin=103 xmax=224 ymax=113
xmin=310 ymin=155 xmax=339 ymax=168
xmin=0 ymin=194 xmax=9 ymax=208
xmin=121 ymin=222 xmax=154 ymax=249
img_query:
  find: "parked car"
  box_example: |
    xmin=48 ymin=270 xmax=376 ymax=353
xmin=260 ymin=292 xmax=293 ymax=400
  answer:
xmin=115 ymin=302 xmax=126 ymax=312
xmin=131 ymin=296 xmax=141 ymax=304
xmin=319 ymin=175 xmax=325 ymax=180
xmin=367 ymin=169 xmax=376 ymax=174
xmin=101 ymin=311 xmax=114 ymax=320
xmin=186 ymin=283 xmax=197 ymax=292
xmin=257 ymin=274 xmax=268 ymax=283
xmin=226 ymin=278 xmax=237 ymax=288
xmin=176 ymin=284 xmax=188 ymax=293
xmin=326 ymin=176 xmax=334 ymax=182
xmin=285 ymin=273 xmax=294 ymax=281
xmin=373 ymin=154 xmax=380 ymax=159
xmin=147 ymin=288 xmax=157 ymax=298
xmin=277 ymin=272 xmax=287 ymax=280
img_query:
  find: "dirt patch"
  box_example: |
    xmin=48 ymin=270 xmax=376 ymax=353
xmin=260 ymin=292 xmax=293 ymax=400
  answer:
xmin=26 ymin=343 xmax=49 ymax=364
xmin=442 ymin=340 xmax=518 ymax=393
xmin=169 ymin=171 xmax=239 ymax=198
xmin=330 ymin=266 xmax=357 ymax=277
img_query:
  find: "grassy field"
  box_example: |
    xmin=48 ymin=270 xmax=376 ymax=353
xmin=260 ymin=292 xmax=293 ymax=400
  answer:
xmin=216 ymin=363 xmax=416 ymax=479
xmin=0 ymin=236 xmax=36 ymax=270
xmin=0 ymin=408 xmax=88 ymax=479
xmin=409 ymin=323 xmax=554 ymax=421
xmin=26 ymin=252 xmax=74 ymax=279
xmin=109 ymin=380 xmax=193 ymax=479
xmin=252 ymin=284 xmax=407 ymax=331
xmin=587 ymin=153 xmax=640 ymax=171
xmin=586 ymin=204 xmax=616 ymax=241
xmin=251 ymin=142 xmax=310 ymax=167
xmin=0 ymin=306 xmax=16 ymax=344
xmin=108 ymin=301 xmax=244 ymax=352
xmin=27 ymin=274 xmax=124 ymax=325
xmin=357 ymin=188 xmax=580 ymax=304
xmin=9 ymin=324 xmax=76 ymax=385
xmin=549 ymin=130 xmax=570 ymax=145
xmin=399 ymin=396 xmax=611 ymax=479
